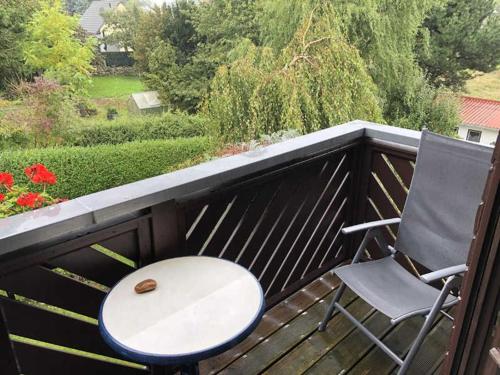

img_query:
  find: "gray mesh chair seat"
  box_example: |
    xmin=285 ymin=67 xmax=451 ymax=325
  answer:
xmin=335 ymin=257 xmax=457 ymax=323
xmin=319 ymin=131 xmax=493 ymax=375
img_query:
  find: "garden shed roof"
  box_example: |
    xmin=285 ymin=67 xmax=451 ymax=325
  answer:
xmin=80 ymin=0 xmax=122 ymax=35
xmin=130 ymin=91 xmax=163 ymax=110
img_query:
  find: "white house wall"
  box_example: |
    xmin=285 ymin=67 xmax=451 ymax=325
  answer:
xmin=458 ymin=124 xmax=498 ymax=146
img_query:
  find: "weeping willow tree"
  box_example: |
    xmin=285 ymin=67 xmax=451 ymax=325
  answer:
xmin=257 ymin=0 xmax=460 ymax=135
xmin=206 ymin=5 xmax=383 ymax=142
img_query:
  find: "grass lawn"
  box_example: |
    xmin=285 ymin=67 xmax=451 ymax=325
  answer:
xmin=88 ymin=75 xmax=145 ymax=99
xmin=464 ymin=69 xmax=500 ymax=101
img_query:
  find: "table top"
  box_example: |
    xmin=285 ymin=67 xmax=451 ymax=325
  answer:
xmin=99 ymin=256 xmax=265 ymax=365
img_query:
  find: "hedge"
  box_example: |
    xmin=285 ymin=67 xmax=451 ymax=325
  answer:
xmin=65 ymin=113 xmax=210 ymax=147
xmin=0 ymin=137 xmax=214 ymax=199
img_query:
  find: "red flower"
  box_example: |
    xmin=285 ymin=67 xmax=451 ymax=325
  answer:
xmin=25 ymin=164 xmax=57 ymax=185
xmin=16 ymin=192 xmax=45 ymax=208
xmin=0 ymin=193 xmax=5 ymax=202
xmin=0 ymin=172 xmax=14 ymax=188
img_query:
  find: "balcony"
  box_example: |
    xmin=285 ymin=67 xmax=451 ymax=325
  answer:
xmin=0 ymin=121 xmax=497 ymax=375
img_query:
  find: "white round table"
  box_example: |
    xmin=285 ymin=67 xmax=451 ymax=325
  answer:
xmin=99 ymin=256 xmax=265 ymax=374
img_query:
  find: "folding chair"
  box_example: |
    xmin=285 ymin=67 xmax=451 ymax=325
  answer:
xmin=318 ymin=131 xmax=493 ymax=374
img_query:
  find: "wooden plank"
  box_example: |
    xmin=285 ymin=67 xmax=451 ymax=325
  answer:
xmin=249 ymin=165 xmax=324 ymax=287
xmin=151 ymin=201 xmax=184 ymax=261
xmin=0 ymin=302 xmax=19 ymax=374
xmin=400 ymin=316 xmax=453 ymax=375
xmin=298 ymin=184 xmax=349 ymax=279
xmin=200 ymin=272 xmax=340 ymax=374
xmin=348 ymin=316 xmax=441 ymax=375
xmin=186 ymin=196 xmax=235 ymax=255
xmin=1 ymin=297 xmax=116 ymax=358
xmin=371 ymin=153 xmax=407 ymax=213
xmin=264 ymin=301 xmax=375 ymax=375
xmin=137 ymin=218 xmax=153 ymax=267
xmin=303 ymin=311 xmax=393 ymax=375
xmin=199 ymin=190 xmax=258 ymax=259
xmin=266 ymin=158 xmax=349 ymax=293
xmin=184 ymin=204 xmax=206 ymax=236
xmin=348 ymin=145 xmax=374 ymax=260
xmin=14 ymin=342 xmax=147 ymax=375
xmin=385 ymin=154 xmax=414 ymax=190
xmin=368 ymin=174 xmax=401 ymax=222
xmin=237 ymin=172 xmax=303 ymax=272
xmin=0 ymin=266 xmax=105 ymax=318
xmin=48 ymin=246 xmax=134 ymax=288
xmin=217 ymin=291 xmax=357 ymax=375
xmin=215 ymin=179 xmax=283 ymax=264
xmin=257 ymin=161 xmax=337 ymax=293
xmin=98 ymin=230 xmax=141 ymax=264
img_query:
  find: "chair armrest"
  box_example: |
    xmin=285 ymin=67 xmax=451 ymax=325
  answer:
xmin=420 ymin=264 xmax=468 ymax=283
xmin=342 ymin=218 xmax=401 ymax=235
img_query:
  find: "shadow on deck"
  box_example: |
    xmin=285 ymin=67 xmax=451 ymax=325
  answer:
xmin=201 ymin=270 xmax=451 ymax=375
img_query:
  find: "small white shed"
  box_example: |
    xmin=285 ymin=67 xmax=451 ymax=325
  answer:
xmin=128 ymin=91 xmax=165 ymax=114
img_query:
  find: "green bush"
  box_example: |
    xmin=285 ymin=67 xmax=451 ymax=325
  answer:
xmin=0 ymin=137 xmax=214 ymax=199
xmin=65 ymin=113 xmax=210 ymax=147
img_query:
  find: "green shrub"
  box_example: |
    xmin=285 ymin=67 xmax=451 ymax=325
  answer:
xmin=0 ymin=137 xmax=214 ymax=199
xmin=65 ymin=112 xmax=210 ymax=147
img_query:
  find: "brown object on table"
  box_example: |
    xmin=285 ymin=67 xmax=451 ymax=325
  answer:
xmin=135 ymin=279 xmax=157 ymax=294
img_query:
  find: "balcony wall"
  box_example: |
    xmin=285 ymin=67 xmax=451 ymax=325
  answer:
xmin=0 ymin=121 xmax=421 ymax=374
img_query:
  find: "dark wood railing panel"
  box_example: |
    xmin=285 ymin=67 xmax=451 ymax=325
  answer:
xmin=0 ymin=266 xmax=105 ymax=318
xmin=0 ymin=297 xmax=115 ymax=358
xmin=0 ymin=215 xmax=155 ymax=375
xmin=179 ymin=147 xmax=356 ymax=303
xmin=363 ymin=142 xmax=420 ymax=274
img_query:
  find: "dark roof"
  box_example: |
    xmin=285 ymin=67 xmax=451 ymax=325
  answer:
xmin=79 ymin=0 xmax=122 ymax=35
xmin=461 ymin=96 xmax=500 ymax=130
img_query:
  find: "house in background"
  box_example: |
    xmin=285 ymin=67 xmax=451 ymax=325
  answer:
xmin=79 ymin=0 xmax=134 ymax=66
xmin=459 ymin=96 xmax=500 ymax=146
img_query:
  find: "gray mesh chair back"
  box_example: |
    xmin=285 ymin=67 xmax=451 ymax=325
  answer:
xmin=395 ymin=131 xmax=492 ymax=271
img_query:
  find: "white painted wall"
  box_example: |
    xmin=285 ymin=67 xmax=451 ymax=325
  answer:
xmin=458 ymin=124 xmax=498 ymax=146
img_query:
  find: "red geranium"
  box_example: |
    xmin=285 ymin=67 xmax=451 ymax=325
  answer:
xmin=0 ymin=193 xmax=5 ymax=202
xmin=0 ymin=172 xmax=14 ymax=189
xmin=16 ymin=192 xmax=45 ymax=208
xmin=25 ymin=164 xmax=57 ymax=185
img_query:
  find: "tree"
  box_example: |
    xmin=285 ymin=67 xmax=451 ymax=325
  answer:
xmin=135 ymin=0 xmax=202 ymax=112
xmin=65 ymin=0 xmax=91 ymax=15
xmin=1 ymin=77 xmax=76 ymax=147
xmin=102 ymin=0 xmax=143 ymax=51
xmin=206 ymin=5 xmax=383 ymax=141
xmin=192 ymin=0 xmax=260 ymax=62
xmin=256 ymin=0 xmax=460 ymax=135
xmin=23 ymin=0 xmax=96 ymax=94
xmin=132 ymin=0 xmax=260 ymax=112
xmin=418 ymin=0 xmax=500 ymax=89
xmin=0 ymin=0 xmax=38 ymax=90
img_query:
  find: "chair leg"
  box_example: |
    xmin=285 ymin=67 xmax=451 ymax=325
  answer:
xmin=397 ymin=276 xmax=459 ymax=375
xmin=318 ymin=282 xmax=346 ymax=332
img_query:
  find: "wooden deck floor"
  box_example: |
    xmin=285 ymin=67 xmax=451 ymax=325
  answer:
xmin=200 ymin=271 xmax=452 ymax=375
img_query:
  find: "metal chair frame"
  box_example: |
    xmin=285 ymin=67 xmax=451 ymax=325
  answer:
xmin=319 ymin=219 xmax=467 ymax=375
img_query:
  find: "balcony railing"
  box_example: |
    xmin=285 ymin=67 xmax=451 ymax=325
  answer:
xmin=0 ymin=121 xmax=432 ymax=374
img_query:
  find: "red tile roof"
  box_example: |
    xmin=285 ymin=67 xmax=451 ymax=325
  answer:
xmin=461 ymin=96 xmax=500 ymax=130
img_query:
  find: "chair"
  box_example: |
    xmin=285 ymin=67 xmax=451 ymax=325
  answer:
xmin=318 ymin=131 xmax=493 ymax=374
